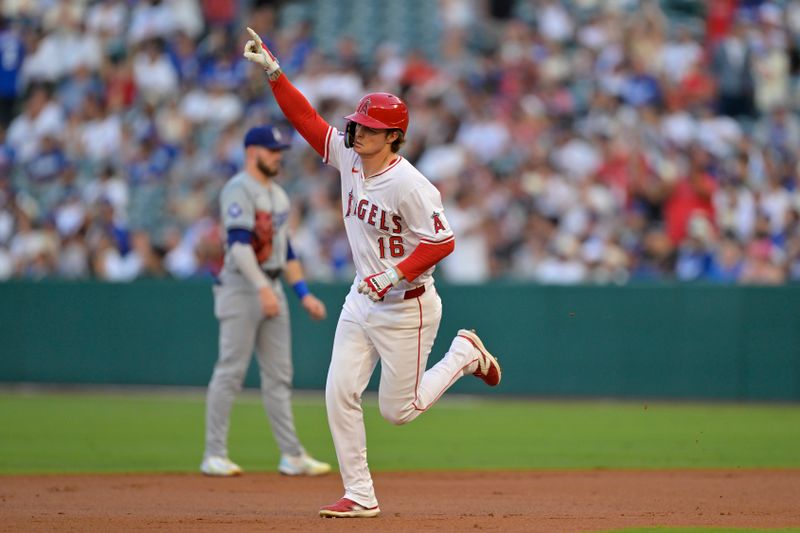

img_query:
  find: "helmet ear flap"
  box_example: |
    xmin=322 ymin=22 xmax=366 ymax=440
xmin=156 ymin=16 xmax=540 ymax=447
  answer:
xmin=344 ymin=121 xmax=356 ymax=148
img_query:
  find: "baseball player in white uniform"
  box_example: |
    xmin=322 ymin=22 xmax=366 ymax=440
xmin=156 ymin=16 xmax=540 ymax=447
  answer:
xmin=201 ymin=125 xmax=331 ymax=478
xmin=243 ymin=29 xmax=502 ymax=517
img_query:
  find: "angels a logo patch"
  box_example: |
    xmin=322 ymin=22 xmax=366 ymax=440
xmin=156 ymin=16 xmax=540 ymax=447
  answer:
xmin=357 ymin=97 xmax=371 ymax=114
xmin=228 ymin=202 xmax=243 ymax=218
xmin=432 ymin=211 xmax=446 ymax=234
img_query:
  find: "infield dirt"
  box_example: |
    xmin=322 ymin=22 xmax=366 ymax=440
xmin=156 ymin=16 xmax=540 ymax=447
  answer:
xmin=1 ymin=470 xmax=799 ymax=532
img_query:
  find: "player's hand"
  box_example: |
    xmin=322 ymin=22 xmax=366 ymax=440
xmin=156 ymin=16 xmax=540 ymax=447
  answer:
xmin=358 ymin=267 xmax=401 ymax=302
xmin=243 ymin=27 xmax=281 ymax=76
xmin=301 ymin=294 xmax=327 ymax=321
xmin=259 ymin=286 xmax=281 ymax=318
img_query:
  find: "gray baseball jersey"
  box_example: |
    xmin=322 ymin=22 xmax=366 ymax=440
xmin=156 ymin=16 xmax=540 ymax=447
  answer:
xmin=218 ymin=171 xmax=291 ymax=287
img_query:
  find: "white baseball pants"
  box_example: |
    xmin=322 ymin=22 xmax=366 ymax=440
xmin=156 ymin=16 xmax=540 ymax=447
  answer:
xmin=325 ymin=282 xmax=478 ymax=508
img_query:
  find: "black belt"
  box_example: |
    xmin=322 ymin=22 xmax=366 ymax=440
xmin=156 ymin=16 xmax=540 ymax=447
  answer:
xmin=264 ymin=268 xmax=282 ymax=280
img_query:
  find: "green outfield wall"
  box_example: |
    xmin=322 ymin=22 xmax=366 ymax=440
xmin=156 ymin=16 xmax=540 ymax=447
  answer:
xmin=1 ymin=280 xmax=798 ymax=401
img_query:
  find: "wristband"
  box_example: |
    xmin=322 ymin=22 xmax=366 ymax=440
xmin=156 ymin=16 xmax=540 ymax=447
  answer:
xmin=292 ymin=280 xmax=310 ymax=299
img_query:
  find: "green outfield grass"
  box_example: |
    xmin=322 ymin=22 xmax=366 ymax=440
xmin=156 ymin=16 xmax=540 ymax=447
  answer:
xmin=1 ymin=390 xmax=799 ymax=474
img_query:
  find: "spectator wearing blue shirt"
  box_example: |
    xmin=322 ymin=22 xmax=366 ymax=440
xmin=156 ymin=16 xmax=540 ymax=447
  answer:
xmin=707 ymin=236 xmax=745 ymax=283
xmin=0 ymin=16 xmax=25 ymax=127
xmin=621 ymin=59 xmax=663 ymax=108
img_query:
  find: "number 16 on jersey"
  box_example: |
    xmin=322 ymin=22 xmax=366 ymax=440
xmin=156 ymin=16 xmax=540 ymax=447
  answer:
xmin=378 ymin=236 xmax=405 ymax=258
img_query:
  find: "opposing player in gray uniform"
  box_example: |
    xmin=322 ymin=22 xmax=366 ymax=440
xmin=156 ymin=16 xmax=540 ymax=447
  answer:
xmin=201 ymin=125 xmax=331 ymax=477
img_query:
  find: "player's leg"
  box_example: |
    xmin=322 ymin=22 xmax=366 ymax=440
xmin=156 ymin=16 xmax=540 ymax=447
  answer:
xmin=325 ymin=288 xmax=380 ymax=508
xmin=374 ymin=287 xmax=488 ymax=423
xmin=370 ymin=286 xmax=442 ymax=425
xmin=414 ymin=328 xmax=485 ymax=406
xmin=204 ymin=286 xmax=258 ymax=460
xmin=253 ymin=283 xmax=303 ymax=456
xmin=252 ymin=283 xmax=330 ymax=475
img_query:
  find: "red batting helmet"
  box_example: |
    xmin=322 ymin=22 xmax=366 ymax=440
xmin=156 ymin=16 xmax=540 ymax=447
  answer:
xmin=344 ymin=93 xmax=409 ymax=148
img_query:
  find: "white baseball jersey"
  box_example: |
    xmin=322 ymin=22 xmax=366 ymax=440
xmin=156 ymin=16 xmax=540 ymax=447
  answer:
xmin=319 ymin=125 xmax=479 ymax=509
xmin=322 ymin=128 xmax=454 ymax=289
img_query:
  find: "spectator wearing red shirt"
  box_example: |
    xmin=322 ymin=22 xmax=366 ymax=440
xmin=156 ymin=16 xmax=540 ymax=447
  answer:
xmin=677 ymin=57 xmax=717 ymax=109
xmin=705 ymin=0 xmax=739 ymax=50
xmin=664 ymin=150 xmax=718 ymax=246
xmin=596 ymin=134 xmax=658 ymax=216
xmin=202 ymin=0 xmax=237 ymax=29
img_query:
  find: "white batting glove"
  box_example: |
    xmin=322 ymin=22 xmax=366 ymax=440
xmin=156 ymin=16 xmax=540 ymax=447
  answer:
xmin=358 ymin=267 xmax=401 ymax=302
xmin=243 ymin=27 xmax=281 ymax=78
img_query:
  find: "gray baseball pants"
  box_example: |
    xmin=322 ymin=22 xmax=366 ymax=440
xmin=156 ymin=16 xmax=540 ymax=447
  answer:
xmin=204 ymin=279 xmax=302 ymax=459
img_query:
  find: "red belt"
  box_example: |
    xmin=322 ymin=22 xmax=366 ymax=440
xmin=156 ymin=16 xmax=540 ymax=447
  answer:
xmin=403 ymin=285 xmax=426 ymax=299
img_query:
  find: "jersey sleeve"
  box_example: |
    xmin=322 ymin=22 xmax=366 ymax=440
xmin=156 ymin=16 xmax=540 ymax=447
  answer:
xmin=395 ymin=184 xmax=455 ymax=282
xmin=400 ymin=185 xmax=455 ymax=244
xmin=323 ymin=127 xmax=351 ymax=171
xmin=269 ymin=75 xmax=334 ymax=161
xmin=220 ymin=183 xmax=254 ymax=231
xmin=269 ymin=75 xmax=352 ymax=171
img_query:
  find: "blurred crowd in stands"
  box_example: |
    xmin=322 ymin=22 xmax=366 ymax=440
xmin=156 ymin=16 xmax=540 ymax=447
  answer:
xmin=1 ymin=0 xmax=800 ymax=284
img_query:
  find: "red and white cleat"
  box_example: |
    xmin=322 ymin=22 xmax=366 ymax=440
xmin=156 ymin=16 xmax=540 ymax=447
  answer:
xmin=458 ymin=329 xmax=502 ymax=387
xmin=319 ymin=497 xmax=380 ymax=518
